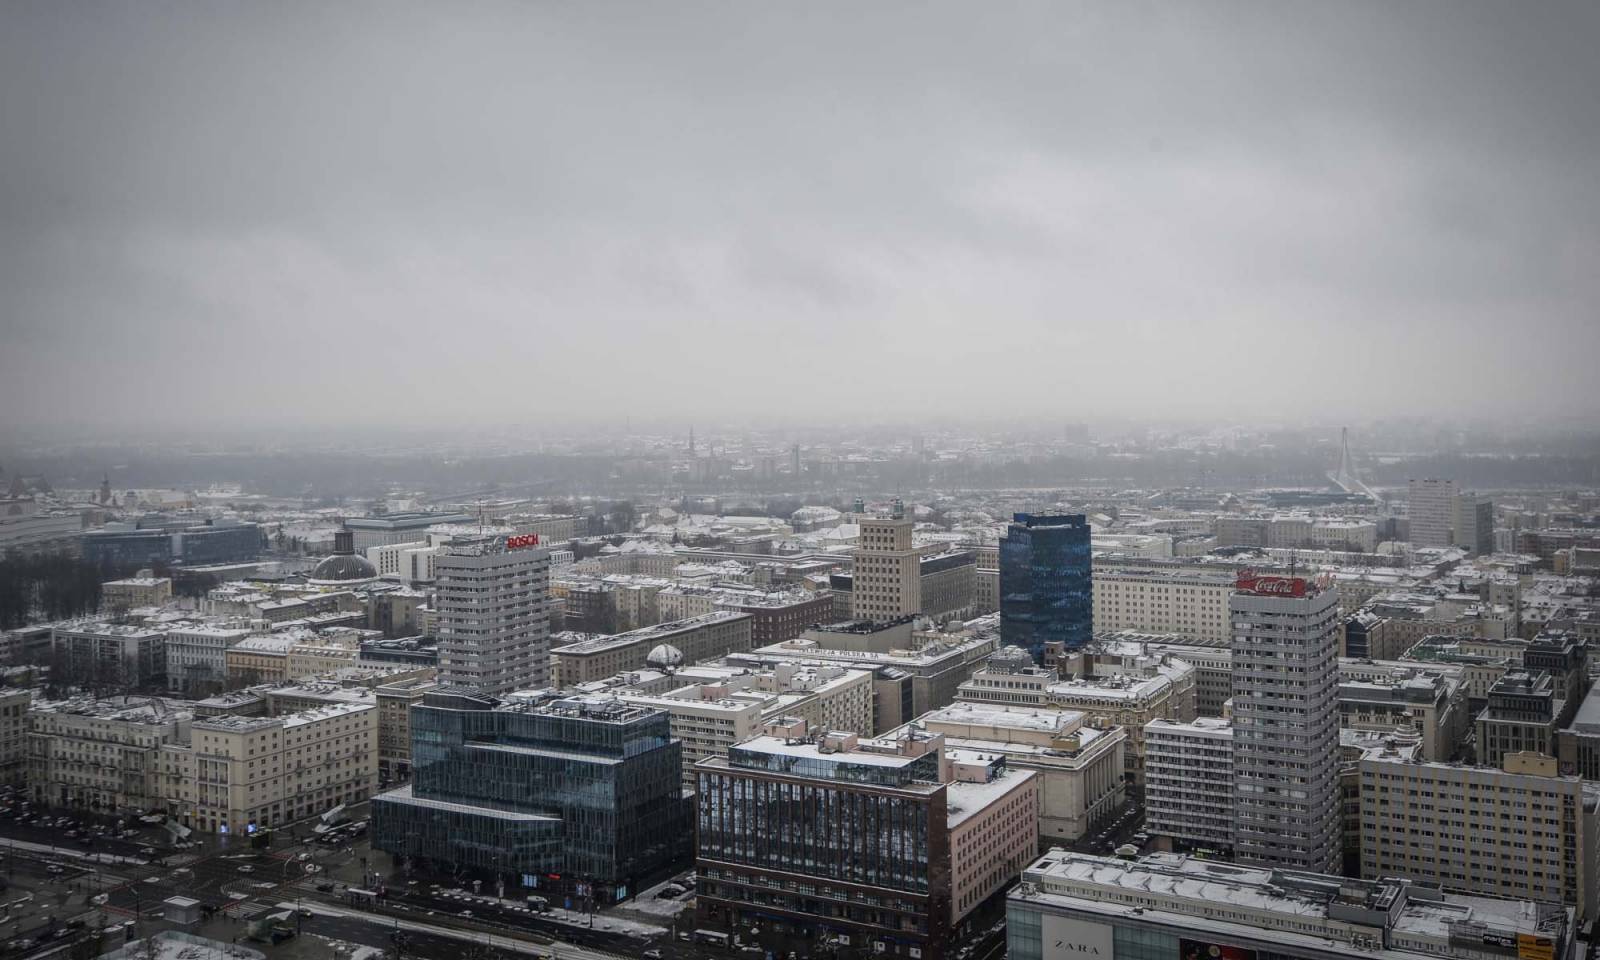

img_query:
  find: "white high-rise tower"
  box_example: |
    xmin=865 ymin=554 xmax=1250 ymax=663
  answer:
xmin=1230 ymin=570 xmax=1341 ymax=873
xmin=1408 ymin=477 xmax=1458 ymax=549
xmin=434 ymin=534 xmax=551 ymax=695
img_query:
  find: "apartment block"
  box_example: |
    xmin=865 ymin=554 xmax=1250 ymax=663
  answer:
xmin=0 ymin=690 xmax=28 ymax=785
xmin=161 ymin=701 xmax=378 ymax=835
xmin=434 ymin=535 xmax=552 ymax=695
xmin=1143 ymin=716 xmax=1234 ymax=853
xmin=29 ymin=696 xmax=192 ymax=812
xmin=1231 ymin=573 xmax=1342 ymax=873
xmin=101 ymin=577 xmax=173 ymax=611
xmin=1408 ymin=478 xmax=1458 ymax=549
xmin=1360 ymin=751 xmax=1597 ymax=924
xmin=165 ymin=624 xmax=255 ymax=694
xmin=1091 ymin=565 xmax=1235 ymax=645
xmin=51 ymin=622 xmax=167 ymax=688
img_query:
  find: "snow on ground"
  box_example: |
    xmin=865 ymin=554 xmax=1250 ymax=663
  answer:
xmin=611 ymin=877 xmax=692 ymax=920
xmin=0 ymin=836 xmax=148 ymax=866
xmin=103 ymin=933 xmax=263 ymax=960
xmin=314 ymin=936 xmax=383 ymax=960
xmin=434 ymin=886 xmax=667 ymax=938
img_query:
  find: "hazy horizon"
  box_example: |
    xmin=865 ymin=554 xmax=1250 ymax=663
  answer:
xmin=4 ymin=2 xmax=1599 ymax=431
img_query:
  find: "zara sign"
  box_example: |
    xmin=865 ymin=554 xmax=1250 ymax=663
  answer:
xmin=1042 ymin=914 xmax=1114 ymax=958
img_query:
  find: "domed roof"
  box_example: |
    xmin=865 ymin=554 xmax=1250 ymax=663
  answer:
xmin=310 ymin=553 xmax=378 ymax=583
xmin=646 ymin=643 xmax=685 ymax=670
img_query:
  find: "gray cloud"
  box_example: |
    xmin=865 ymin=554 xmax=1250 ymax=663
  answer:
xmin=2 ymin=1 xmax=1597 ymax=431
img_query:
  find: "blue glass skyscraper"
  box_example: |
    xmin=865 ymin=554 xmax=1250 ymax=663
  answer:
xmin=999 ymin=513 xmax=1092 ymax=661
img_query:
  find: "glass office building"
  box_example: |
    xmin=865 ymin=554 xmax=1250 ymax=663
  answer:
xmin=372 ymin=689 xmax=690 ymax=901
xmin=999 ymin=514 xmax=1092 ymax=661
xmin=695 ymin=735 xmax=952 ymax=960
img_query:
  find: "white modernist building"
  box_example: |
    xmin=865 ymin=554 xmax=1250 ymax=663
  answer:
xmin=434 ymin=535 xmax=552 ymax=695
xmin=1230 ymin=572 xmax=1342 ymax=873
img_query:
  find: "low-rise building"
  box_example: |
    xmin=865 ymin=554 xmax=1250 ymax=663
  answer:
xmin=165 ymin=624 xmax=255 ymax=695
xmin=606 ymin=662 xmax=874 ymax=786
xmin=1088 ymin=634 xmax=1234 ymax=717
xmin=957 ymin=648 xmax=1197 ymax=786
xmin=1401 ymin=633 xmax=1517 ymax=707
xmin=28 ymin=695 xmax=193 ymax=812
xmin=906 ymin=702 xmax=1125 ymax=841
xmin=1476 ymin=670 xmax=1558 ymax=767
xmin=1007 ymin=850 xmax=1574 ymax=960
xmin=550 ymin=612 xmax=754 ymax=687
xmin=729 ymin=619 xmax=1000 ymax=733
xmin=224 ymin=633 xmax=297 ymax=686
xmin=162 ymin=700 xmax=378 ymax=834
xmin=1337 ymin=660 xmax=1467 ymax=761
xmin=285 ymin=628 xmax=363 ymax=677
xmin=101 ymin=577 xmax=173 ymax=611
xmin=51 ymin=622 xmax=167 ymax=689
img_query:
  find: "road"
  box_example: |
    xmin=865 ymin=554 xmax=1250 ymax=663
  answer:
xmin=0 ymin=795 xmax=1017 ymax=960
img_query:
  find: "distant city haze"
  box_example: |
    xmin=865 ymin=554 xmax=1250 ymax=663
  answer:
xmin=3 ymin=2 xmax=1598 ymax=430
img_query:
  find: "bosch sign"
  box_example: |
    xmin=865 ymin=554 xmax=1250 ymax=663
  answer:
xmin=506 ymin=534 xmax=542 ymax=550
xmin=1235 ymin=569 xmax=1307 ymax=598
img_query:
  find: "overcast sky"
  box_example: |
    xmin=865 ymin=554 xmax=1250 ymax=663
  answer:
xmin=2 ymin=2 xmax=1597 ymax=432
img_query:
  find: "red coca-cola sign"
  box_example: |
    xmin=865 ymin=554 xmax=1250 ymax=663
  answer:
xmin=1236 ymin=570 xmax=1307 ymax=597
xmin=505 ymin=533 xmax=541 ymax=550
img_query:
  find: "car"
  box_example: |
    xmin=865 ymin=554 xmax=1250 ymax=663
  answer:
xmin=643 ymin=951 xmax=663 ymax=959
xmin=237 ymin=865 xmax=255 ymax=874
xmin=298 ymin=908 xmax=314 ymax=919
xmin=315 ymin=882 xmax=335 ymax=892
xmin=458 ymin=910 xmax=473 ymax=919
xmin=655 ymin=888 xmax=681 ymax=900
xmin=46 ymin=865 xmax=64 ymax=875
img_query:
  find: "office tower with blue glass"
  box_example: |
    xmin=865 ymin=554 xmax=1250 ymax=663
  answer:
xmin=999 ymin=514 xmax=1092 ymax=661
xmin=371 ymin=689 xmax=690 ymax=903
